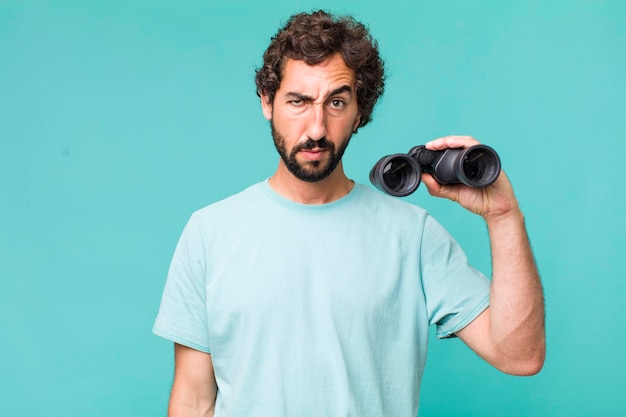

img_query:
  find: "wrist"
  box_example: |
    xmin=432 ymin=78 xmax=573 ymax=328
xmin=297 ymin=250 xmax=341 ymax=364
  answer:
xmin=485 ymin=206 xmax=525 ymax=230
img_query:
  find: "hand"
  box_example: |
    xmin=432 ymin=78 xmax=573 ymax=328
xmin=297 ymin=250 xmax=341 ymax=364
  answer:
xmin=421 ymin=136 xmax=520 ymax=222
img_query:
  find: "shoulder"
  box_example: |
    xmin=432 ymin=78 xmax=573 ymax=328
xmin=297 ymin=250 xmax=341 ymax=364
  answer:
xmin=192 ymin=181 xmax=267 ymax=220
xmin=355 ymin=184 xmax=461 ymax=244
xmin=356 ymin=183 xmax=429 ymax=218
xmin=171 ymin=182 xmax=269 ymax=244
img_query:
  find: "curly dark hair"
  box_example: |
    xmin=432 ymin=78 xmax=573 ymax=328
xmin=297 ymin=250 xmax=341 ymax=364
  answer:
xmin=255 ymin=10 xmax=385 ymax=131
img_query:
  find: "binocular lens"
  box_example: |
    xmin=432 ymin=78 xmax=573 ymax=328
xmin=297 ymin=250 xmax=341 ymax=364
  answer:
xmin=459 ymin=147 xmax=501 ymax=187
xmin=384 ymin=160 xmax=411 ymax=189
xmin=369 ymin=154 xmax=420 ymax=197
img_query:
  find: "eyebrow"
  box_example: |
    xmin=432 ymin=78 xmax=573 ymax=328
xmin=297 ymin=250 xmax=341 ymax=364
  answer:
xmin=284 ymin=85 xmax=354 ymax=102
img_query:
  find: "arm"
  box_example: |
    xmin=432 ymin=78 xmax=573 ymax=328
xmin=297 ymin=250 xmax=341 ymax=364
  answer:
xmin=169 ymin=343 xmax=218 ymax=417
xmin=422 ymin=136 xmax=546 ymax=376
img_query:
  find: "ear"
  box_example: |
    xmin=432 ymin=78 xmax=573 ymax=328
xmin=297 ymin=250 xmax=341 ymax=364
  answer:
xmin=260 ymin=92 xmax=273 ymax=121
xmin=352 ymin=113 xmax=361 ymax=132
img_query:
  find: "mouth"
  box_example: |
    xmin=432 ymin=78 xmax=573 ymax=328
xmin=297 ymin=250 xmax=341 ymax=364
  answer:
xmin=299 ymin=148 xmax=328 ymax=161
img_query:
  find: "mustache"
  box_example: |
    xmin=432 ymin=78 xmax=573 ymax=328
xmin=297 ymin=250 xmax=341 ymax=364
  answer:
xmin=295 ymin=138 xmax=334 ymax=151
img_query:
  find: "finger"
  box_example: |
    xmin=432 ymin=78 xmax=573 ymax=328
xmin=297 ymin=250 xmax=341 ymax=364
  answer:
xmin=421 ymin=173 xmax=459 ymax=202
xmin=425 ymin=135 xmax=480 ymax=151
xmin=420 ymin=173 xmax=440 ymax=195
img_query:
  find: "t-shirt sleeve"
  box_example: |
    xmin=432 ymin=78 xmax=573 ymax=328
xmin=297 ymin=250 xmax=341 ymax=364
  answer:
xmin=420 ymin=214 xmax=490 ymax=339
xmin=153 ymin=215 xmax=211 ymax=352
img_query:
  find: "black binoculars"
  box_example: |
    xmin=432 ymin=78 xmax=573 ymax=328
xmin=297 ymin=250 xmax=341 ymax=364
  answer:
xmin=370 ymin=144 xmax=501 ymax=197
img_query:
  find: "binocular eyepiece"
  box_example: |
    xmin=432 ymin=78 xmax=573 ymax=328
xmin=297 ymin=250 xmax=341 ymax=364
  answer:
xmin=370 ymin=144 xmax=501 ymax=197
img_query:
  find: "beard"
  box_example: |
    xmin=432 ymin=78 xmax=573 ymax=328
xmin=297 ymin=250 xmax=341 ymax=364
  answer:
xmin=271 ymin=121 xmax=352 ymax=182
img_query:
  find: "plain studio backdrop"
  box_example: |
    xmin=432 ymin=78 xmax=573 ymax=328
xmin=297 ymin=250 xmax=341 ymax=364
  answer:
xmin=1 ymin=1 xmax=624 ymax=416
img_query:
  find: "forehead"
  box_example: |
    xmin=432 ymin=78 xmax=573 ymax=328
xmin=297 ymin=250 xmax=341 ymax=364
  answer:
xmin=279 ymin=53 xmax=356 ymax=94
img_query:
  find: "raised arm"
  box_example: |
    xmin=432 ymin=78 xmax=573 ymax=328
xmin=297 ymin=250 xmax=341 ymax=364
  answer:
xmin=169 ymin=343 xmax=218 ymax=417
xmin=422 ymin=136 xmax=546 ymax=376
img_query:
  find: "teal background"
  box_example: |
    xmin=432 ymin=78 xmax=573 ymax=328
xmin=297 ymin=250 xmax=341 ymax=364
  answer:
xmin=1 ymin=0 xmax=624 ymax=415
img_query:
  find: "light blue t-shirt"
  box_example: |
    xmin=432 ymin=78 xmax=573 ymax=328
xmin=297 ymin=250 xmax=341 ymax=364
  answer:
xmin=153 ymin=180 xmax=490 ymax=416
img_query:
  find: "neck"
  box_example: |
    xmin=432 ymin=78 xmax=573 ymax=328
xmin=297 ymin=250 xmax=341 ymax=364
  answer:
xmin=268 ymin=161 xmax=354 ymax=204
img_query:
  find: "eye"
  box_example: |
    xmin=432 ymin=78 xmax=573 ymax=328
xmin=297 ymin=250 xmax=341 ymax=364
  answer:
xmin=289 ymin=99 xmax=304 ymax=107
xmin=329 ymin=99 xmax=345 ymax=109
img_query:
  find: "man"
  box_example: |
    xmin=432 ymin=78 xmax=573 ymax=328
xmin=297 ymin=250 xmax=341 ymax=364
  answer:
xmin=154 ymin=10 xmax=545 ymax=417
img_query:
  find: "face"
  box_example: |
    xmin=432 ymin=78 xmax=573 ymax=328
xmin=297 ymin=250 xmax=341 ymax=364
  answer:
xmin=261 ymin=53 xmax=361 ymax=182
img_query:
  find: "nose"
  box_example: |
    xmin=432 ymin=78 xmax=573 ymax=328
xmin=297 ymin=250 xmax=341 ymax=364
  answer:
xmin=305 ymin=103 xmax=327 ymax=141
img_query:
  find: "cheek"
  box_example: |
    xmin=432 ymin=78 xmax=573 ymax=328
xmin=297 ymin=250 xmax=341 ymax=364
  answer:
xmin=274 ymin=114 xmax=305 ymax=137
xmin=330 ymin=117 xmax=359 ymax=137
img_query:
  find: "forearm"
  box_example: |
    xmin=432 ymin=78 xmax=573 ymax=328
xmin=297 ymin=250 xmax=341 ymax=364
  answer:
xmin=169 ymin=344 xmax=218 ymax=417
xmin=486 ymin=207 xmax=545 ymax=374
xmin=168 ymin=386 xmax=216 ymax=417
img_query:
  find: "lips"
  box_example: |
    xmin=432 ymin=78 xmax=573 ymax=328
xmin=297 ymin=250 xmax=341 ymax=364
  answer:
xmin=299 ymin=148 xmax=328 ymax=161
